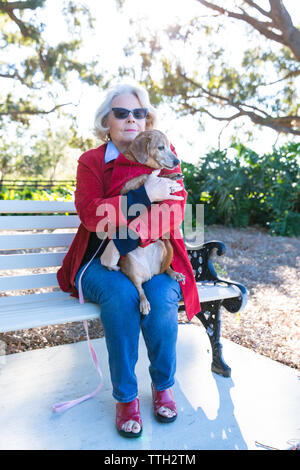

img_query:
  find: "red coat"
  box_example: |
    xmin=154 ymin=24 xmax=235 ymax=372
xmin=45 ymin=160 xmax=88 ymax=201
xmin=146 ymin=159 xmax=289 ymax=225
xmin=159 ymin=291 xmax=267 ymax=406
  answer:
xmin=57 ymin=143 xmax=201 ymax=320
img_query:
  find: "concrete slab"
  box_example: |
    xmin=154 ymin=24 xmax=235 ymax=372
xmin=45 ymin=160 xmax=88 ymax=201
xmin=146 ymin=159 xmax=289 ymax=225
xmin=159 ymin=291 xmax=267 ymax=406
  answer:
xmin=0 ymin=324 xmax=299 ymax=450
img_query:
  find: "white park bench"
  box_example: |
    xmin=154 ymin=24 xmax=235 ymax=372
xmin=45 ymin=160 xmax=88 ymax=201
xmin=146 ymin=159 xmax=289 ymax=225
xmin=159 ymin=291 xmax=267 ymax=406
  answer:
xmin=0 ymin=200 xmax=248 ymax=377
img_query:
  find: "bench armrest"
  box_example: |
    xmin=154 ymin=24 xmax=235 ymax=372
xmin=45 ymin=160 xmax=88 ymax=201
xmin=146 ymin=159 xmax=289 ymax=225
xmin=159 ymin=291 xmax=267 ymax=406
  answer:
xmin=184 ymin=239 xmax=226 ymax=282
xmin=185 ymin=239 xmax=248 ymax=312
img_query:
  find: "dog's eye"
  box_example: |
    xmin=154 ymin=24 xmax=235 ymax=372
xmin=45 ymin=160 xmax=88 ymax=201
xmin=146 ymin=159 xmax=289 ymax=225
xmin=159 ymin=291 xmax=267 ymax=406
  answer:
xmin=158 ymin=145 xmax=165 ymax=151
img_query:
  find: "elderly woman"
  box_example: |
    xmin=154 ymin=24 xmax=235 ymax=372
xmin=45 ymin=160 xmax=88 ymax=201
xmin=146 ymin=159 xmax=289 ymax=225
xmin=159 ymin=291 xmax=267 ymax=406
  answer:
xmin=57 ymin=82 xmax=200 ymax=438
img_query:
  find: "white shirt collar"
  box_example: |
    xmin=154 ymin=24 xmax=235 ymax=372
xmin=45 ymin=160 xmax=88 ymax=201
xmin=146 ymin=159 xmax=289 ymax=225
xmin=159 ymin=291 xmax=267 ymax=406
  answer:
xmin=105 ymin=140 xmax=120 ymax=163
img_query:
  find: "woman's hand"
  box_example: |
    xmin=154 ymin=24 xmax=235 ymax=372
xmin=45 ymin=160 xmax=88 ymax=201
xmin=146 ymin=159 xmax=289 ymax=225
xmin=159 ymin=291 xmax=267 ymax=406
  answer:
xmin=144 ymin=169 xmax=184 ymax=203
xmin=100 ymin=240 xmax=120 ymax=271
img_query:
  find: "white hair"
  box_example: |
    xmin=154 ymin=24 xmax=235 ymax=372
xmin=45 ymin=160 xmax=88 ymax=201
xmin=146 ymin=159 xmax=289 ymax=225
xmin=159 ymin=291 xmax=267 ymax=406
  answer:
xmin=93 ymin=82 xmax=158 ymax=142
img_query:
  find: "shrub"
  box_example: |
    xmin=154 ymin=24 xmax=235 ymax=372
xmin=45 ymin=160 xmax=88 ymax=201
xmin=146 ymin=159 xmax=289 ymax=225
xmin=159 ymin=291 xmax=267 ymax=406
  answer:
xmin=181 ymin=141 xmax=300 ymax=236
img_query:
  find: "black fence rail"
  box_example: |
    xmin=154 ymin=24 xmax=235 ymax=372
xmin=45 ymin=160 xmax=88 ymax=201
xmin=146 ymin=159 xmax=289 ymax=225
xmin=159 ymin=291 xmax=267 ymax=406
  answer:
xmin=0 ymin=180 xmax=76 ymax=191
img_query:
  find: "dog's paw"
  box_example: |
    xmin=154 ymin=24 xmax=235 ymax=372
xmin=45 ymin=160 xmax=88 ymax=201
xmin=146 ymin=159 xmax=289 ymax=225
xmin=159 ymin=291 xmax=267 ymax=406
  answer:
xmin=168 ymin=172 xmax=184 ymax=181
xmin=106 ymin=265 xmax=120 ymax=271
xmin=176 ymin=273 xmax=186 ymax=282
xmin=171 ymin=272 xmax=186 ymax=283
xmin=140 ymin=298 xmax=151 ymax=316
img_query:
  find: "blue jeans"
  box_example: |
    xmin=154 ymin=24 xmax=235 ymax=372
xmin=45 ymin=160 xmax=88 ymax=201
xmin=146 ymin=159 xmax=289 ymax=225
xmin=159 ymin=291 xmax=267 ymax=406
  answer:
xmin=75 ymin=258 xmax=182 ymax=403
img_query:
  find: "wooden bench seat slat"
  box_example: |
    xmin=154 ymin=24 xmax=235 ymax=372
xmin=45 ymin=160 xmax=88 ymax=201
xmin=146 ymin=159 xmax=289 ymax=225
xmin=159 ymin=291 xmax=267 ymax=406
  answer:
xmin=0 ymin=273 xmax=58 ymax=292
xmin=0 ymin=215 xmax=80 ymax=230
xmin=0 ymin=252 xmax=67 ymax=270
xmin=0 ymin=290 xmax=68 ymax=306
xmin=0 ymin=233 xmax=76 ymax=250
xmin=0 ymin=292 xmax=99 ymax=332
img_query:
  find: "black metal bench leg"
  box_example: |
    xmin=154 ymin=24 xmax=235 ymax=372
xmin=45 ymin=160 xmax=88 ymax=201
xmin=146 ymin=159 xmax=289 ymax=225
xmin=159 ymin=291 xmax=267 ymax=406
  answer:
xmin=196 ymin=301 xmax=231 ymax=378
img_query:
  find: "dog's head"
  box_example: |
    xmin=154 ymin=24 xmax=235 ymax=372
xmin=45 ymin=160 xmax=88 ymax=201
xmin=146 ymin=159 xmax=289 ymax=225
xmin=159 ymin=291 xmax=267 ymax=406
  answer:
xmin=126 ymin=130 xmax=180 ymax=170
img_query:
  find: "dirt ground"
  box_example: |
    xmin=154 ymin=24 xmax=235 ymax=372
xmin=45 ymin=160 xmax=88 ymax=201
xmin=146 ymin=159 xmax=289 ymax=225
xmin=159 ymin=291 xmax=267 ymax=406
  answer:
xmin=203 ymin=225 xmax=300 ymax=370
xmin=1 ymin=225 xmax=299 ymax=370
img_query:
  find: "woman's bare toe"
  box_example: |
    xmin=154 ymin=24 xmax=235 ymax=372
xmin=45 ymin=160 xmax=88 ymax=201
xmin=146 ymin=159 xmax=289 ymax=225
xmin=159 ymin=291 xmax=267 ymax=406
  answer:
xmin=121 ymin=420 xmax=141 ymax=434
xmin=158 ymin=406 xmax=176 ymax=419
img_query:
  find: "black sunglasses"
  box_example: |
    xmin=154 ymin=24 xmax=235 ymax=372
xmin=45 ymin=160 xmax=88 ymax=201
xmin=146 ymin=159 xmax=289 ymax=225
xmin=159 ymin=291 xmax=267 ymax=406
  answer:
xmin=111 ymin=107 xmax=148 ymax=120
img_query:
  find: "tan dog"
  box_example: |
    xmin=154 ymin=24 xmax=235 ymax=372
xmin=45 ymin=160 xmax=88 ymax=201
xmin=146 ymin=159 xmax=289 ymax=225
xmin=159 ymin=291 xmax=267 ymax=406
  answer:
xmin=118 ymin=130 xmax=186 ymax=315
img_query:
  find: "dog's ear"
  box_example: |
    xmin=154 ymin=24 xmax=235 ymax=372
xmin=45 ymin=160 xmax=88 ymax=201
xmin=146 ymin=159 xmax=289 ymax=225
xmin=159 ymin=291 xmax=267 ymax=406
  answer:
xmin=128 ymin=134 xmax=151 ymax=164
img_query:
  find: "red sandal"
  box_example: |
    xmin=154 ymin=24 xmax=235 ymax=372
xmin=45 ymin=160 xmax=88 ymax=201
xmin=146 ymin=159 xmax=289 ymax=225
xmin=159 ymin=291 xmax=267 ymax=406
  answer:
xmin=151 ymin=384 xmax=177 ymax=423
xmin=116 ymin=398 xmax=143 ymax=438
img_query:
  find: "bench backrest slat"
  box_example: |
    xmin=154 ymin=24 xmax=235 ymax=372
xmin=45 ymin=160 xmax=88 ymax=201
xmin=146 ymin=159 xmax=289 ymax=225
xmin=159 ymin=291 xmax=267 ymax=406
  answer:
xmin=0 ymin=273 xmax=59 ymax=291
xmin=0 ymin=233 xmax=76 ymax=250
xmin=0 ymin=252 xmax=67 ymax=270
xmin=0 ymin=215 xmax=80 ymax=230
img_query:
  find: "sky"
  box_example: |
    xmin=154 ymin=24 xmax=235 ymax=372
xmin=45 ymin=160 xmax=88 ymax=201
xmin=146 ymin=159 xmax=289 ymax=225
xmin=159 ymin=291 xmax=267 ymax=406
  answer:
xmin=6 ymin=0 xmax=300 ymax=166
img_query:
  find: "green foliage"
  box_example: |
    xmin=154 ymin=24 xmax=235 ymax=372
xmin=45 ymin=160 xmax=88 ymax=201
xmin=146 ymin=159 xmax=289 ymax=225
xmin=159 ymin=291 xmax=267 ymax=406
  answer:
xmin=0 ymin=135 xmax=24 ymax=182
xmin=0 ymin=123 xmax=89 ymax=182
xmin=181 ymin=141 xmax=300 ymax=237
xmin=0 ymin=185 xmax=74 ymax=201
xmin=1 ymin=141 xmax=299 ymax=237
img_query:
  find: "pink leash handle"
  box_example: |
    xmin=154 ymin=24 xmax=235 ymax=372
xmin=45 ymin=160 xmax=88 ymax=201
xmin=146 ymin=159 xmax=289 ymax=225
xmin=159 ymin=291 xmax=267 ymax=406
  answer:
xmin=52 ymin=237 xmax=107 ymax=413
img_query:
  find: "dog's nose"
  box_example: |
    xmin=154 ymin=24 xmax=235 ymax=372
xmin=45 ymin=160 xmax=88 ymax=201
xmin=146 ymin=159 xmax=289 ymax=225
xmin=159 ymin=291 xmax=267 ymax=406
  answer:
xmin=173 ymin=157 xmax=180 ymax=166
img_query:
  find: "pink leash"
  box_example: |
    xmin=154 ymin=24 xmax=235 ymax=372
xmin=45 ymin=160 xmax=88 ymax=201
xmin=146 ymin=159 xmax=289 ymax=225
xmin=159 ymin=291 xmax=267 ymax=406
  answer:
xmin=52 ymin=320 xmax=103 ymax=413
xmin=52 ymin=237 xmax=107 ymax=413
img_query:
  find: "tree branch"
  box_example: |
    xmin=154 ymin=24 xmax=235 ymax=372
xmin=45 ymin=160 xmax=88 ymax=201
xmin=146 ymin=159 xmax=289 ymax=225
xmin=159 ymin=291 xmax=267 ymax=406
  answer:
xmin=0 ymin=70 xmax=29 ymax=86
xmin=199 ymin=109 xmax=243 ymax=122
xmin=197 ymin=0 xmax=300 ymax=61
xmin=0 ymin=1 xmax=45 ymax=38
xmin=256 ymin=68 xmax=300 ymax=86
xmin=0 ymin=102 xmax=73 ymax=119
xmin=243 ymin=0 xmax=271 ymax=19
xmin=177 ymin=70 xmax=300 ymax=135
xmin=5 ymin=8 xmax=32 ymax=37
xmin=0 ymin=1 xmax=44 ymax=10
xmin=197 ymin=0 xmax=283 ymax=42
xmin=178 ymin=70 xmax=270 ymax=117
xmin=245 ymin=111 xmax=300 ymax=134
xmin=180 ymin=100 xmax=243 ymax=121
xmin=269 ymin=0 xmax=300 ymax=61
